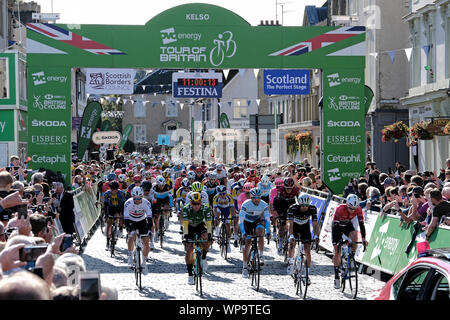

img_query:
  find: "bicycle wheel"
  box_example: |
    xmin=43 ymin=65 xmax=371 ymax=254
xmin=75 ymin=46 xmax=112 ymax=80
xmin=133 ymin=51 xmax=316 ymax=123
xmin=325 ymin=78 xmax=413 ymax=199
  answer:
xmin=136 ymin=248 xmax=142 ymax=290
xmin=220 ymin=224 xmax=228 ymax=260
xmin=110 ymin=225 xmax=116 ymax=257
xmin=159 ymin=216 xmax=164 ymax=248
xmin=196 ymin=251 xmax=203 ymax=296
xmin=347 ymin=254 xmax=358 ymax=299
xmin=340 ymin=250 xmax=347 ymax=293
xmin=250 ymin=247 xmax=260 ymax=291
xmin=283 ymin=236 xmax=289 ymax=264
xmin=297 ymin=256 xmax=309 ymax=299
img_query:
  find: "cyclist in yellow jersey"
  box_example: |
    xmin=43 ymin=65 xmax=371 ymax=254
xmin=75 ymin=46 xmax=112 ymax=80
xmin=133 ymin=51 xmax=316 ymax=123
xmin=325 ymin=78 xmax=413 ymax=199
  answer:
xmin=212 ymin=185 xmax=235 ymax=253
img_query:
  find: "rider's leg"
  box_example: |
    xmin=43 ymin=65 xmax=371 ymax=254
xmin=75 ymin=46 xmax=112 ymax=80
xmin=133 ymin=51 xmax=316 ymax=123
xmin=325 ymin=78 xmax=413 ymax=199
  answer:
xmin=349 ymin=231 xmax=359 ymax=253
xmin=142 ymin=236 xmax=150 ymax=257
xmin=256 ymin=227 xmax=265 ymax=257
xmin=304 ymin=243 xmax=312 ymax=268
xmin=185 ymin=242 xmax=194 ymax=276
xmin=288 ymin=239 xmax=296 ymax=258
xmin=128 ymin=232 xmax=136 ymax=253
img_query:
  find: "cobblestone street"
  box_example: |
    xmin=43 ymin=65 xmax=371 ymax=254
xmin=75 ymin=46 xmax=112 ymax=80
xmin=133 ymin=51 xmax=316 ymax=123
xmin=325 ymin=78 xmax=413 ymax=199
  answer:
xmin=82 ymin=215 xmax=387 ymax=300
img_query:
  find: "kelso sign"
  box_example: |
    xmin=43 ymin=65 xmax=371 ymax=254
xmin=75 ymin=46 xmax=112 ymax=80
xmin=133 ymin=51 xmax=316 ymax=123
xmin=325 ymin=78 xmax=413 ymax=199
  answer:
xmin=26 ymin=3 xmax=366 ymax=189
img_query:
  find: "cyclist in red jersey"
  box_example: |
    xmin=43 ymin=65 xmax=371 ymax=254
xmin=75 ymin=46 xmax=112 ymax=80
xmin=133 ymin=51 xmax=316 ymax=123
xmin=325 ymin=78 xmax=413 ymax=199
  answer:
xmin=245 ymin=169 xmax=260 ymax=187
xmin=272 ymin=177 xmax=300 ymax=255
xmin=331 ymin=194 xmax=368 ymax=289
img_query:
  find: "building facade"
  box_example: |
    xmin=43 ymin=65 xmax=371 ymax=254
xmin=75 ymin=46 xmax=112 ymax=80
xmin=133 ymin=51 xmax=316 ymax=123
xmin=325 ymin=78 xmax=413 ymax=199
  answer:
xmin=401 ymin=0 xmax=450 ymax=172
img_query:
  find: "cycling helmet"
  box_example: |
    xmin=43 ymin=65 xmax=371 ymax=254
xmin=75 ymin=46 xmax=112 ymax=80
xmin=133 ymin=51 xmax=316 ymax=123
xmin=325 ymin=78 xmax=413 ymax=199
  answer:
xmin=114 ymin=169 xmax=122 ymax=176
xmin=133 ymin=175 xmax=142 ymax=182
xmin=191 ymin=181 xmax=203 ymax=193
xmin=238 ymin=178 xmax=246 ymax=188
xmin=243 ymin=183 xmax=253 ymax=192
xmin=131 ymin=186 xmax=144 ymax=199
xmin=162 ymin=171 xmax=170 ymax=178
xmin=181 ymin=170 xmax=187 ymax=177
xmin=127 ymin=171 xmax=134 ymax=177
xmin=191 ymin=192 xmax=202 ymax=203
xmin=109 ymin=181 xmax=119 ymax=190
xmin=216 ymin=164 xmax=223 ymax=171
xmin=187 ymin=171 xmax=196 ymax=179
xmin=156 ymin=175 xmax=165 ymax=186
xmin=155 ymin=162 xmax=162 ymax=169
xmin=141 ymin=180 xmax=152 ymax=191
xmin=275 ymin=178 xmax=284 ymax=187
xmin=107 ymin=173 xmax=116 ymax=181
xmin=144 ymin=171 xmax=152 ymax=178
xmin=181 ymin=178 xmax=190 ymax=188
xmin=118 ymin=174 xmax=126 ymax=182
xmin=261 ymin=176 xmax=270 ymax=186
xmin=209 ymin=172 xmax=217 ymax=180
xmin=250 ymin=188 xmax=262 ymax=198
xmin=216 ymin=185 xmax=227 ymax=193
xmin=346 ymin=194 xmax=360 ymax=209
xmin=284 ymin=177 xmax=295 ymax=188
xmin=250 ymin=169 xmax=256 ymax=176
xmin=298 ymin=194 xmax=311 ymax=206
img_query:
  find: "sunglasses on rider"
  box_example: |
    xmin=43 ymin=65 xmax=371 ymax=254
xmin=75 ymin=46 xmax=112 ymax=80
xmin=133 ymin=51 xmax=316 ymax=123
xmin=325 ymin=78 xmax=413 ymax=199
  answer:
xmin=192 ymin=202 xmax=201 ymax=206
xmin=133 ymin=197 xmax=142 ymax=201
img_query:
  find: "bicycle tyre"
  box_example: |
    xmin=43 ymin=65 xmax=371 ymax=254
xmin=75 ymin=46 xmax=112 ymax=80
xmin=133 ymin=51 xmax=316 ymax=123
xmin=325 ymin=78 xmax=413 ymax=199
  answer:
xmin=253 ymin=248 xmax=260 ymax=291
xmin=220 ymin=223 xmax=228 ymax=260
xmin=348 ymin=254 xmax=358 ymax=299
xmin=159 ymin=216 xmax=164 ymax=248
xmin=298 ymin=256 xmax=308 ymax=299
xmin=340 ymin=249 xmax=347 ymax=293
xmin=136 ymin=248 xmax=142 ymax=290
xmin=196 ymin=251 xmax=203 ymax=296
xmin=100 ymin=211 xmax=105 ymax=234
xmin=283 ymin=236 xmax=289 ymax=264
xmin=110 ymin=224 xmax=116 ymax=257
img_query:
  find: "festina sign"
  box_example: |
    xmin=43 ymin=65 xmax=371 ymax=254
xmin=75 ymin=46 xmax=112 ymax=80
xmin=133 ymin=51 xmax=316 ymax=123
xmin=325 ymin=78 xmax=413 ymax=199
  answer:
xmin=172 ymin=72 xmax=222 ymax=98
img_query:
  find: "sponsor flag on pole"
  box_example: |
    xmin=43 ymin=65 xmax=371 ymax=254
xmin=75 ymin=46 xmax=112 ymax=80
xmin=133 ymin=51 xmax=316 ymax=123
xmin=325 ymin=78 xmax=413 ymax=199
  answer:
xmin=77 ymin=101 xmax=102 ymax=159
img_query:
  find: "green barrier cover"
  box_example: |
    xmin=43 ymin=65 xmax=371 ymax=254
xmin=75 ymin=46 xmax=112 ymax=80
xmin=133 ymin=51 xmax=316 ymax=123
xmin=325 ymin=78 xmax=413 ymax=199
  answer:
xmin=360 ymin=214 xmax=450 ymax=275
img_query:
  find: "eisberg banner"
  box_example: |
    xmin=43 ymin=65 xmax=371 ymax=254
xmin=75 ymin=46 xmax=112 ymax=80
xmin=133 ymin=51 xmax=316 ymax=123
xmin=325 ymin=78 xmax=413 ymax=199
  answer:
xmin=85 ymin=68 xmax=136 ymax=94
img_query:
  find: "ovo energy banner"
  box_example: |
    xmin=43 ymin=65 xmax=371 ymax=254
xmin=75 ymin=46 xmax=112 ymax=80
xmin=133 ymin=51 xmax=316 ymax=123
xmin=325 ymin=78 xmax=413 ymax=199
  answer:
xmin=322 ymin=69 xmax=365 ymax=194
xmin=27 ymin=67 xmax=71 ymax=184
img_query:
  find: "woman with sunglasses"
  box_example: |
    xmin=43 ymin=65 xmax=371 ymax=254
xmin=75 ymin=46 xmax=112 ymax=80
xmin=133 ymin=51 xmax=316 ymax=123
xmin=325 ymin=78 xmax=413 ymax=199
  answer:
xmin=331 ymin=194 xmax=368 ymax=289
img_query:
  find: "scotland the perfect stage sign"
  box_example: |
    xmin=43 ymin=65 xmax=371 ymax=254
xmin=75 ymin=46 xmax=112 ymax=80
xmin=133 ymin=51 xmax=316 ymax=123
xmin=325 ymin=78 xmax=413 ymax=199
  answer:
xmin=173 ymin=72 xmax=223 ymax=98
xmin=263 ymin=69 xmax=310 ymax=95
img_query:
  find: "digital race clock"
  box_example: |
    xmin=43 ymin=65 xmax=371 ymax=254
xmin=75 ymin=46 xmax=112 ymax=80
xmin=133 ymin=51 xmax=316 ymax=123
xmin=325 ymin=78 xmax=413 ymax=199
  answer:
xmin=172 ymin=72 xmax=223 ymax=98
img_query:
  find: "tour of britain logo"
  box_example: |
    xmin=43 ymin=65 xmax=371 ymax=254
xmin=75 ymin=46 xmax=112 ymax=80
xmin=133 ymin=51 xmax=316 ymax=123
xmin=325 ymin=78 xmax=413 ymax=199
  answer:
xmin=159 ymin=27 xmax=236 ymax=67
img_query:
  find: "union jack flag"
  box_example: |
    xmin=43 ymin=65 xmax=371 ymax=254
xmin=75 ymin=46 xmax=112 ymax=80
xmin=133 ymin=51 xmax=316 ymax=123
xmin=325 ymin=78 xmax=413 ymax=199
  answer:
xmin=26 ymin=23 xmax=126 ymax=55
xmin=269 ymin=26 xmax=365 ymax=57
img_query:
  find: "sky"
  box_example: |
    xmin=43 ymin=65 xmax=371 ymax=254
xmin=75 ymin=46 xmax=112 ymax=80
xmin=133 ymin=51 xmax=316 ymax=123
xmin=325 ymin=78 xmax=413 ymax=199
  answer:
xmin=32 ymin=0 xmax=327 ymax=27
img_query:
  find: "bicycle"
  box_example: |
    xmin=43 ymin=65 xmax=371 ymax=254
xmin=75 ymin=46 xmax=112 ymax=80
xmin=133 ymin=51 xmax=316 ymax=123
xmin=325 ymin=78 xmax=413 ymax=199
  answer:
xmin=291 ymin=238 xmax=314 ymax=299
xmin=109 ymin=215 xmax=123 ymax=257
xmin=246 ymin=234 xmax=264 ymax=292
xmin=130 ymin=229 xmax=144 ymax=290
xmin=209 ymin=31 xmax=237 ymax=66
xmin=337 ymin=238 xmax=366 ymax=299
xmin=186 ymin=235 xmax=209 ymax=297
xmin=217 ymin=214 xmax=231 ymax=260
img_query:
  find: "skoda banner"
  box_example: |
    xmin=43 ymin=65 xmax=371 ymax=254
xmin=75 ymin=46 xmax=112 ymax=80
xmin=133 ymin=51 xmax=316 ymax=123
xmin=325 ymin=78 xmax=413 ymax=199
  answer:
xmin=27 ymin=67 xmax=71 ymax=184
xmin=119 ymin=124 xmax=133 ymax=149
xmin=77 ymin=101 xmax=103 ymax=159
xmin=322 ymin=69 xmax=365 ymax=194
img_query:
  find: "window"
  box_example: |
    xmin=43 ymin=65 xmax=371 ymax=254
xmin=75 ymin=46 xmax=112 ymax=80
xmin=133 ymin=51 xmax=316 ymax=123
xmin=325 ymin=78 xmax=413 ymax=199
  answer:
xmin=134 ymin=100 xmax=146 ymax=118
xmin=397 ymin=267 xmax=431 ymax=300
xmin=134 ymin=125 xmax=146 ymax=143
xmin=233 ymin=98 xmax=248 ymax=119
xmin=0 ymin=58 xmax=9 ymax=99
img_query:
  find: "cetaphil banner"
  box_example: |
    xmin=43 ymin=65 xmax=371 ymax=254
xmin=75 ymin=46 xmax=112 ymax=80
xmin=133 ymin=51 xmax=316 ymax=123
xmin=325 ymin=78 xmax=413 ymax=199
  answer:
xmin=27 ymin=67 xmax=71 ymax=184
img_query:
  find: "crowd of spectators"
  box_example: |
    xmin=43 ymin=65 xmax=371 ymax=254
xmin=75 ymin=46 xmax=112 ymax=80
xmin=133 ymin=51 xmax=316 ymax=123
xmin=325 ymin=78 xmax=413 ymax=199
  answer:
xmin=0 ymin=155 xmax=117 ymax=300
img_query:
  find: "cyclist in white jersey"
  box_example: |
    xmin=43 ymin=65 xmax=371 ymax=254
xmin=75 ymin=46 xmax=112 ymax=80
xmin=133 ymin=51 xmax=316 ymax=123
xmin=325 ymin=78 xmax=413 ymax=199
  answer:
xmin=124 ymin=186 xmax=152 ymax=275
xmin=239 ymin=188 xmax=271 ymax=278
